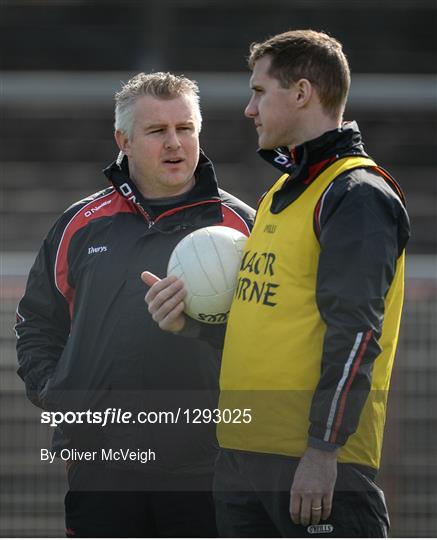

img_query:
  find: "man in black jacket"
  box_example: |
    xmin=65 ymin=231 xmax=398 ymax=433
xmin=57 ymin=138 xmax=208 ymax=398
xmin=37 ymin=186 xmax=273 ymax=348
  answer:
xmin=16 ymin=71 xmax=254 ymax=537
xmin=146 ymin=32 xmax=410 ymax=537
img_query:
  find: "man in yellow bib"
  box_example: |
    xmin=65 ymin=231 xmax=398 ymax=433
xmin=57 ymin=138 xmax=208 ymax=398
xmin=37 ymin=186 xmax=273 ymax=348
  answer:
xmin=145 ymin=30 xmax=410 ymax=537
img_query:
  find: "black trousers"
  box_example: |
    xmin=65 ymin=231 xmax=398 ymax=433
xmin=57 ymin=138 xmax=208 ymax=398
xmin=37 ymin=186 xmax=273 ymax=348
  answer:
xmin=213 ymin=449 xmax=389 ymax=538
xmin=64 ymin=463 xmax=218 ymax=538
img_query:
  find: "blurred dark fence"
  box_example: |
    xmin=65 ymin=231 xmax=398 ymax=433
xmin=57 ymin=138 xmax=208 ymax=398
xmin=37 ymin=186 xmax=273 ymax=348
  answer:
xmin=1 ymin=0 xmax=436 ymax=537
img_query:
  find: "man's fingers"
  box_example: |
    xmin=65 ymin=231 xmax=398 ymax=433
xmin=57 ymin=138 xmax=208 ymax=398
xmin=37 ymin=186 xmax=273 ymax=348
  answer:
xmin=142 ymin=272 xmax=187 ymax=333
xmin=158 ymin=301 xmax=185 ymax=330
xmin=299 ymin=496 xmax=312 ymax=527
xmin=291 ymin=492 xmax=329 ymax=528
xmin=144 ymin=275 xmax=182 ymax=304
xmin=310 ymin=499 xmax=323 ymax=526
xmin=147 ymin=278 xmax=186 ymax=313
xmin=290 ymin=491 xmax=301 ymax=524
xmin=151 ymin=286 xmax=186 ymax=322
xmin=141 ymin=271 xmax=161 ymax=287
xmin=321 ymin=494 xmax=333 ymax=521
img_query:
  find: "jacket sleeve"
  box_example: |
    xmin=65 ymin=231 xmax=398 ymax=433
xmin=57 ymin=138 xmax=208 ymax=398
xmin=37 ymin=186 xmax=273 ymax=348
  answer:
xmin=308 ymin=170 xmax=410 ymax=450
xmin=177 ymin=317 xmax=227 ymax=349
xmin=15 ymin=218 xmax=71 ymax=409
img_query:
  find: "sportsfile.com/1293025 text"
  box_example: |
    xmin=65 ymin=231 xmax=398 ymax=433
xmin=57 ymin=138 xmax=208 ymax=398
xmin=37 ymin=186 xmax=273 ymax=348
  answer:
xmin=40 ymin=408 xmax=253 ymax=428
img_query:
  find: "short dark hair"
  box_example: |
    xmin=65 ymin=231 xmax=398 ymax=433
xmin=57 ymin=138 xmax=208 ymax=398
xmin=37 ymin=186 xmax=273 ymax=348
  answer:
xmin=248 ymin=30 xmax=350 ymax=119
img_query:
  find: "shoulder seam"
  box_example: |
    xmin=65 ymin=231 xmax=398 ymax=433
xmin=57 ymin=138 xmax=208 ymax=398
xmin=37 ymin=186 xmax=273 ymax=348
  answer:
xmin=220 ymin=202 xmax=251 ymax=235
xmin=54 ymin=189 xmax=117 ymax=298
xmin=62 ymin=188 xmax=115 ymax=219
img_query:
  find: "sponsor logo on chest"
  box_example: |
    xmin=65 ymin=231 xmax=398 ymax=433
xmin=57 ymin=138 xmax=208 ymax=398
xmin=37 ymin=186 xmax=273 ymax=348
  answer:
xmin=88 ymin=246 xmax=108 ymax=255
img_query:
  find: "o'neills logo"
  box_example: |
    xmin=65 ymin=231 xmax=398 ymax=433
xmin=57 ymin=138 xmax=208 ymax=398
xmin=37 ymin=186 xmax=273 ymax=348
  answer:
xmin=274 ymin=153 xmax=293 ymax=168
xmin=84 ymin=199 xmax=111 ymax=218
xmin=307 ymin=524 xmax=334 ymax=534
xmin=119 ymin=182 xmax=138 ymax=205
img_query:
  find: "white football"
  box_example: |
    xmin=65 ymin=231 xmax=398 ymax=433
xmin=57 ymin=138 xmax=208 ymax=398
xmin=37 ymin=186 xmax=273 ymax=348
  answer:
xmin=167 ymin=226 xmax=248 ymax=324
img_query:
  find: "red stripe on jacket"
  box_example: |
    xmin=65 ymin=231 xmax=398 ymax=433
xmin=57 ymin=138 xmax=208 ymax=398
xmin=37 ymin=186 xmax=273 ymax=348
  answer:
xmin=330 ymin=330 xmax=373 ymax=444
xmin=221 ymin=204 xmax=251 ymax=236
xmin=54 ymin=191 xmax=135 ymax=318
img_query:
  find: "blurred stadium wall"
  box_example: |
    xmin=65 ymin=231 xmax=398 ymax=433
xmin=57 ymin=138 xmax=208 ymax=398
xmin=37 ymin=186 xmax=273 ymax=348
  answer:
xmin=1 ymin=0 xmax=436 ymax=536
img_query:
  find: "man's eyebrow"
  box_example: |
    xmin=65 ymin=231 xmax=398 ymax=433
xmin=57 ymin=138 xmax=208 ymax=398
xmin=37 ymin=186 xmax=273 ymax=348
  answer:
xmin=144 ymin=120 xmax=195 ymax=130
xmin=144 ymin=123 xmax=166 ymax=130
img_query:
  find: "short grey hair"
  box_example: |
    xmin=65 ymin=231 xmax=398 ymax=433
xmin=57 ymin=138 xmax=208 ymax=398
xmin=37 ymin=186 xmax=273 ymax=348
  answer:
xmin=114 ymin=72 xmax=202 ymax=138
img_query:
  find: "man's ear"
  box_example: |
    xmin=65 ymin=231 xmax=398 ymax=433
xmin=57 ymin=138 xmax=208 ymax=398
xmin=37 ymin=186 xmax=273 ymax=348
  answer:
xmin=294 ymin=78 xmax=313 ymax=109
xmin=115 ymin=129 xmax=131 ymax=155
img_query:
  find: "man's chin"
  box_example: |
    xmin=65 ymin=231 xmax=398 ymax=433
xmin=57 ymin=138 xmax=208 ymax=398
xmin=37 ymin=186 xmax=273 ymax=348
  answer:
xmin=257 ymin=135 xmax=278 ymax=151
xmin=258 ymin=140 xmax=276 ymax=151
xmin=162 ymin=175 xmax=196 ymax=195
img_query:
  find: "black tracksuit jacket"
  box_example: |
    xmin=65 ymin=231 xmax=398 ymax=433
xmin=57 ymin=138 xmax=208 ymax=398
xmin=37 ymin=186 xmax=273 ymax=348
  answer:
xmin=15 ymin=151 xmax=254 ymax=475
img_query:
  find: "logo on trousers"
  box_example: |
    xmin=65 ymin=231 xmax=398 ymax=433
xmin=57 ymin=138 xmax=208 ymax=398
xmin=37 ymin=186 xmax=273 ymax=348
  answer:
xmin=307 ymin=524 xmax=334 ymax=534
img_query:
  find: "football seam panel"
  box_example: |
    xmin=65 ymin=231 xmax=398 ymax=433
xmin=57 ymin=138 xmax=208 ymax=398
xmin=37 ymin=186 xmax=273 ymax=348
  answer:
xmin=190 ymin=233 xmax=219 ymax=294
xmin=208 ymin=228 xmax=230 ymax=290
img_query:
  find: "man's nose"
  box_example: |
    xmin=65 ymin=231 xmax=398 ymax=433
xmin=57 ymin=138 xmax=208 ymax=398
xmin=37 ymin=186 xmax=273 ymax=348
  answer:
xmin=164 ymin=130 xmax=181 ymax=149
xmin=245 ymin=97 xmax=257 ymax=118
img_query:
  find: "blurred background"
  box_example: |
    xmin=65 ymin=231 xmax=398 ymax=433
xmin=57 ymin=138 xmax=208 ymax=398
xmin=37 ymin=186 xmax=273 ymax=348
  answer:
xmin=1 ymin=0 xmax=436 ymax=536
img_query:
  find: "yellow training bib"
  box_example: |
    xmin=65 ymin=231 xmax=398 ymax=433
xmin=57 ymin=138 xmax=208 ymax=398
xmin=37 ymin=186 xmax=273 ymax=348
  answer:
xmin=218 ymin=157 xmax=405 ymax=470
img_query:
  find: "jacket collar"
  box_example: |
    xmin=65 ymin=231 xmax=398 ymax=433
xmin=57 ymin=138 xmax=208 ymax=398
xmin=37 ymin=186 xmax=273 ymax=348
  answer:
xmin=103 ymin=149 xmax=221 ymax=220
xmin=258 ymin=121 xmax=368 ymax=181
xmin=257 ymin=121 xmax=370 ymax=214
